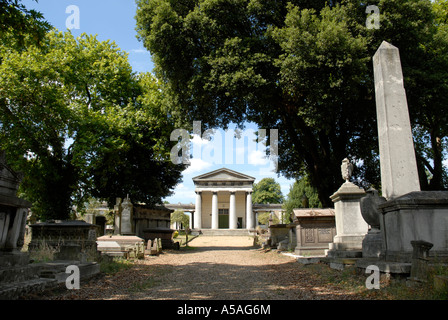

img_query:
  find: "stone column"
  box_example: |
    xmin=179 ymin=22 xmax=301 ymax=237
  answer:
xmin=190 ymin=211 xmax=194 ymax=230
xmin=194 ymin=192 xmax=202 ymax=229
xmin=5 ymin=208 xmax=27 ymax=250
xmin=0 ymin=212 xmax=10 ymax=249
xmin=211 ymin=192 xmax=219 ymax=229
xmin=229 ymin=192 xmax=237 ymax=229
xmin=246 ymin=191 xmax=253 ymax=230
xmin=373 ymin=41 xmax=420 ymax=200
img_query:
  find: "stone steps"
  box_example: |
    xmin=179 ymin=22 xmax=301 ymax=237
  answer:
xmin=197 ymin=229 xmax=255 ymax=236
xmin=0 ymin=264 xmax=42 ymax=284
xmin=0 ymin=277 xmax=57 ymax=300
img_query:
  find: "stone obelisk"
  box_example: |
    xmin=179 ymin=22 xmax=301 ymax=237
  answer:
xmin=373 ymin=41 xmax=420 ymax=200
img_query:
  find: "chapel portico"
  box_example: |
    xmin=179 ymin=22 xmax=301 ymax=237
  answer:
xmin=192 ymin=168 xmax=255 ymax=230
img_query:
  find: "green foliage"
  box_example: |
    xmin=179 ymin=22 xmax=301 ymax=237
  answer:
xmin=283 ymin=176 xmax=322 ymax=218
xmin=257 ymin=212 xmax=280 ymax=225
xmin=252 ymin=178 xmax=283 ymax=204
xmin=100 ymin=258 xmax=133 ymax=275
xmin=0 ymin=0 xmax=52 ymax=50
xmin=171 ymin=210 xmax=190 ymax=229
xmin=0 ymin=30 xmax=184 ymax=220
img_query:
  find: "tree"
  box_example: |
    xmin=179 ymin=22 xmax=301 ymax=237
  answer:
xmin=171 ymin=210 xmax=190 ymax=229
xmin=0 ymin=0 xmax=51 ymax=49
xmin=408 ymin=0 xmax=448 ymax=190
xmin=252 ymin=178 xmax=284 ymax=204
xmin=135 ymin=0 xmax=448 ymax=206
xmin=283 ymin=175 xmax=322 ymax=222
xmin=0 ymin=30 xmax=184 ymax=220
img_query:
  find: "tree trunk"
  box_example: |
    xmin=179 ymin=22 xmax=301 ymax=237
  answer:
xmin=429 ymin=130 xmax=444 ymax=190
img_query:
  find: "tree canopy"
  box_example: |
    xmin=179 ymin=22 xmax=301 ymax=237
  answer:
xmin=0 ymin=29 xmax=185 ymax=220
xmin=283 ymin=175 xmax=322 ymax=221
xmin=136 ymin=0 xmax=448 ymax=206
xmin=252 ymin=177 xmax=284 ymax=204
xmin=0 ymin=0 xmax=51 ymax=49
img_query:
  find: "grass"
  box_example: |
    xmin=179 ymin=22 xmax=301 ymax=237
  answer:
xmin=99 ymin=257 xmax=134 ymax=274
xmin=298 ymin=261 xmax=448 ymax=300
xmin=128 ymin=277 xmax=157 ymax=292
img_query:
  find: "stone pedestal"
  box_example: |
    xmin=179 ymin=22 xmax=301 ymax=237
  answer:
xmin=327 ymin=181 xmax=368 ymax=258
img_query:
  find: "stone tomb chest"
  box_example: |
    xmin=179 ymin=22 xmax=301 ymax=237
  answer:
xmin=133 ymin=204 xmax=177 ymax=249
xmin=293 ymin=209 xmax=336 ymax=256
xmin=29 ymin=220 xmax=98 ymax=252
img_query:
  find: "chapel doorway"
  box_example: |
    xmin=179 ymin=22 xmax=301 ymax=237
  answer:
xmin=218 ymin=208 xmax=229 ymax=229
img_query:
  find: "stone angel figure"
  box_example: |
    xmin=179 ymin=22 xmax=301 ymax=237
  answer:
xmin=341 ymin=158 xmax=353 ymax=182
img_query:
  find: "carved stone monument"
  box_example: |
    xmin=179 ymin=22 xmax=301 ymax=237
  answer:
xmin=327 ymin=158 xmax=368 ymax=258
xmin=373 ymin=41 xmax=420 ymax=200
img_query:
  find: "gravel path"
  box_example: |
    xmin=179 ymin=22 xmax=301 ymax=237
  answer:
xmin=46 ymin=236 xmax=368 ymax=300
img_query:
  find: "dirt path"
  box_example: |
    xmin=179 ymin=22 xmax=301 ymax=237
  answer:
xmin=46 ymin=236 xmax=368 ymax=300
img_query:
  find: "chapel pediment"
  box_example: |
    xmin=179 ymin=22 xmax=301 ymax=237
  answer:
xmin=192 ymin=168 xmax=255 ymax=184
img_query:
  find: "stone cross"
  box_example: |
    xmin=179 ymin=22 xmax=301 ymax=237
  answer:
xmin=373 ymin=41 xmax=420 ymax=200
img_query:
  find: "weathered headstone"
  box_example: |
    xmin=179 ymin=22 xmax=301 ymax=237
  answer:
xmin=409 ymin=240 xmax=433 ymax=283
xmin=113 ymin=197 xmax=122 ymax=235
xmin=120 ymin=196 xmax=134 ymax=235
xmin=373 ymin=41 xmax=420 ymax=200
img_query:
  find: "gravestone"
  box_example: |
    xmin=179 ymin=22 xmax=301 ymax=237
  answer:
xmin=409 ymin=240 xmax=433 ymax=282
xmin=120 ymin=196 xmax=134 ymax=235
xmin=327 ymin=159 xmax=368 ymax=258
xmin=113 ymin=197 xmax=122 ymax=235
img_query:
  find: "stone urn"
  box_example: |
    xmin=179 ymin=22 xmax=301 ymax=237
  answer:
xmin=360 ymin=188 xmax=386 ymax=232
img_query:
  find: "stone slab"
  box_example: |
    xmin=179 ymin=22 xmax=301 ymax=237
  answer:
xmin=0 ymin=277 xmax=57 ymax=300
xmin=356 ymin=258 xmax=411 ymax=274
xmin=296 ymin=257 xmax=323 ymax=265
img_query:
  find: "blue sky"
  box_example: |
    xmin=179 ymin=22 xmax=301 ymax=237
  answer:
xmin=22 ymin=0 xmax=296 ymax=204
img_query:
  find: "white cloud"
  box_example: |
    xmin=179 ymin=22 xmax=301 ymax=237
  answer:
xmin=183 ymin=157 xmax=213 ymax=175
xmin=248 ymin=149 xmax=269 ymax=166
xmin=130 ymin=48 xmax=150 ymax=54
xmin=191 ymin=134 xmax=211 ymax=146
